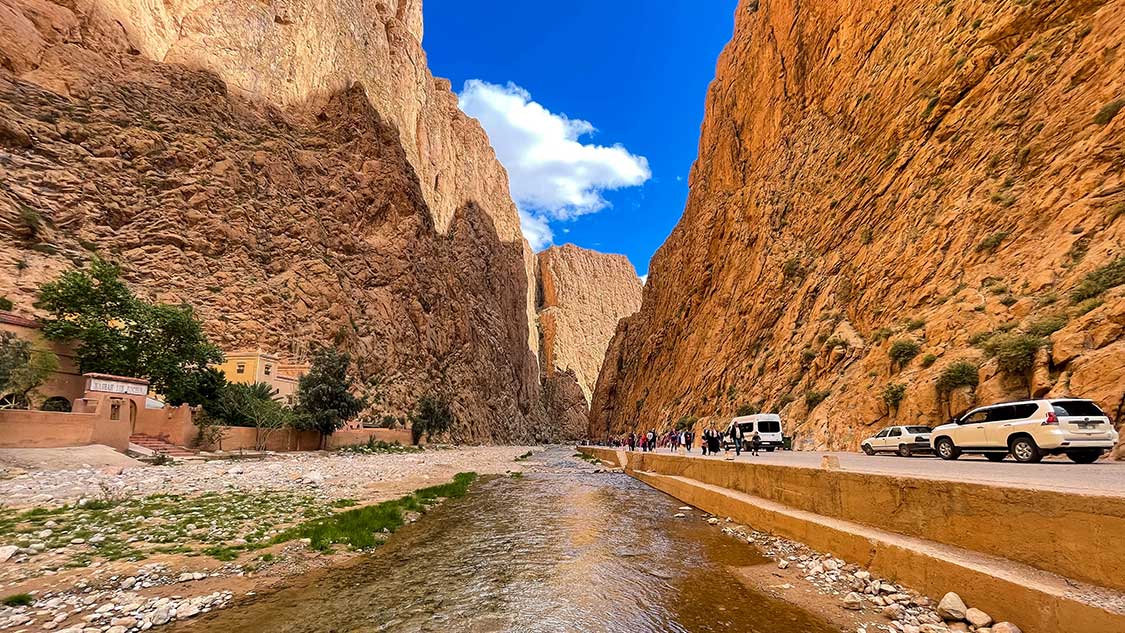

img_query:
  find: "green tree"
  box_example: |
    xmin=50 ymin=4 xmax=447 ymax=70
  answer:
xmin=0 ymin=332 xmax=59 ymax=409
xmin=410 ymin=393 xmax=453 ymax=445
xmin=294 ymin=347 xmax=364 ymax=447
xmin=36 ymin=258 xmax=222 ymax=395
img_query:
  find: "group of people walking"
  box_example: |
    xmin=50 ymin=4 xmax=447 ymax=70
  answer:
xmin=623 ymin=425 xmax=762 ymax=457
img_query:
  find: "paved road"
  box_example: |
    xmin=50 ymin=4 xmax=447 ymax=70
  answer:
xmin=621 ymin=448 xmax=1125 ymax=497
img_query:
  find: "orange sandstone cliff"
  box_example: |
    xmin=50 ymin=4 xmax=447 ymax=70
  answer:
xmin=537 ymin=245 xmax=642 ymax=439
xmin=0 ymin=0 xmax=549 ymax=441
xmin=591 ymin=0 xmax=1125 ymax=452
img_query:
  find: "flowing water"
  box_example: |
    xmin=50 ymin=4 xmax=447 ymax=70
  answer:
xmin=180 ymin=448 xmax=835 ymax=633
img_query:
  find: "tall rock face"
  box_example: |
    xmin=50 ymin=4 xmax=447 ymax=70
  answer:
xmin=0 ymin=0 xmax=547 ymax=442
xmin=537 ymin=245 xmax=643 ymax=439
xmin=591 ymin=0 xmax=1125 ymax=451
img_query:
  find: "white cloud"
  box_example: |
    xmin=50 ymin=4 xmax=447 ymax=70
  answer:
xmin=639 ymin=274 xmax=648 ymax=285
xmin=458 ymin=80 xmax=651 ymax=249
xmin=518 ymin=210 xmax=553 ymax=251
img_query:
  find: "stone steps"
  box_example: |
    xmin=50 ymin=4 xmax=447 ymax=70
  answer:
xmin=630 ymin=469 xmax=1125 ymax=633
xmin=128 ymin=434 xmax=197 ymax=457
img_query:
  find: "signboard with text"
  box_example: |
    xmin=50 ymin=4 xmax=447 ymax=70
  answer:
xmin=87 ymin=378 xmax=148 ymax=396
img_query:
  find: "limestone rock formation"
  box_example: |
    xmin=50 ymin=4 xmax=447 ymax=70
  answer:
xmin=0 ymin=0 xmax=547 ymax=441
xmin=591 ymin=0 xmax=1125 ymax=453
xmin=537 ymin=244 xmax=643 ymax=439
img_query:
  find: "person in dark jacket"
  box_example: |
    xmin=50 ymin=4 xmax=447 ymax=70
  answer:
xmin=730 ymin=423 xmax=744 ymax=457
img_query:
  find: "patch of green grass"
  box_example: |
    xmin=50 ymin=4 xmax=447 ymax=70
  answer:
xmin=2 ymin=593 xmax=33 ymax=607
xmin=202 ymin=545 xmax=242 ymax=561
xmin=1074 ymin=298 xmax=1104 ymax=316
xmin=336 ymin=439 xmax=423 ymax=455
xmin=508 ymin=472 xmax=524 ymax=479
xmin=330 ymin=498 xmax=359 ymax=508
xmin=274 ymin=473 xmax=477 ymax=553
xmin=1070 ymin=256 xmax=1125 ymax=303
xmin=903 ymin=318 xmax=926 ymax=331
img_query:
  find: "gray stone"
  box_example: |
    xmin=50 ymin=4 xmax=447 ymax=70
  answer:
xmin=842 ymin=592 xmax=864 ymax=610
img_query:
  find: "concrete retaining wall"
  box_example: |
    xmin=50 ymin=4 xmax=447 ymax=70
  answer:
xmin=578 ymin=447 xmax=1125 ymax=595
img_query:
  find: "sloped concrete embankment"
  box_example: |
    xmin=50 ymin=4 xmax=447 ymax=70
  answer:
xmin=577 ymin=447 xmax=1125 ymax=633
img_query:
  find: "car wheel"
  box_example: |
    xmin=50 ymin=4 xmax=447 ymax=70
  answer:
xmin=935 ymin=438 xmax=960 ymax=461
xmin=1065 ymin=450 xmax=1103 ymax=464
xmin=897 ymin=444 xmax=912 ymax=458
xmin=984 ymin=453 xmax=1007 ymax=462
xmin=862 ymin=444 xmax=875 ymax=456
xmin=766 ymin=447 xmax=775 ymax=452
xmin=1010 ymin=437 xmax=1043 ymax=463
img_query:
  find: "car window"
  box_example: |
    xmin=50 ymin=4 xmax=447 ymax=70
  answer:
xmin=875 ymin=429 xmax=889 ymax=438
xmin=889 ymin=428 xmax=902 ymax=437
xmin=1052 ymin=400 xmax=1105 ymax=417
xmin=758 ymin=421 xmax=780 ymax=433
xmin=905 ymin=426 xmax=931 ymax=433
xmin=962 ymin=410 xmax=989 ymax=424
xmin=986 ymin=406 xmax=1016 ymax=422
xmin=1012 ymin=403 xmax=1038 ymax=419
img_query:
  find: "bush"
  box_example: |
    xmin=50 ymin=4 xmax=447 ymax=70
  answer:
xmin=888 ymin=339 xmax=921 ymax=365
xmin=936 ymin=361 xmax=979 ymax=394
xmin=783 ymin=257 xmax=806 ymax=280
xmin=777 ymin=393 xmax=796 ymax=408
xmin=0 ymin=297 xmax=12 ymax=311
xmin=1074 ymin=298 xmax=1104 ymax=316
xmin=1024 ymin=314 xmax=1067 ymax=337
xmin=968 ymin=331 xmax=994 ymax=346
xmin=734 ymin=404 xmax=757 ymax=417
xmin=976 ymin=231 xmax=1010 ymax=253
xmin=920 ymin=353 xmax=937 ymax=368
xmin=293 ymin=347 xmax=365 ymax=445
xmin=981 ymin=333 xmax=1044 ymax=375
xmin=805 ymin=389 xmax=830 ymax=409
xmin=882 ymin=383 xmax=907 ymax=410
xmin=800 ymin=348 xmax=816 ymax=368
xmin=870 ymin=327 xmax=893 ymax=343
xmin=1093 ymin=98 xmax=1125 ymax=125
xmin=824 ymin=336 xmax=849 ymax=351
xmin=1070 ymin=256 xmax=1125 ymax=302
xmin=903 ymin=318 xmax=926 ymax=331
xmin=410 ymin=393 xmax=453 ymax=445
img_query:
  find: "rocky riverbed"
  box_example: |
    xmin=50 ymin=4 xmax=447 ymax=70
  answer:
xmin=0 ymin=446 xmax=536 ymax=632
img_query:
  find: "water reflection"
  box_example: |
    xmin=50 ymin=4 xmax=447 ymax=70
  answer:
xmin=179 ymin=450 xmax=835 ymax=633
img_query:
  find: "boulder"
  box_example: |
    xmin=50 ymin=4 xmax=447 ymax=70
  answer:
xmin=936 ymin=592 xmax=967 ymax=621
xmin=965 ymin=607 xmax=992 ymax=627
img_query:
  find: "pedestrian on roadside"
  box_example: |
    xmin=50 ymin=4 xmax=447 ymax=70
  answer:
xmin=628 ymin=433 xmax=636 ymax=451
xmin=750 ymin=430 xmax=761 ymax=456
xmin=707 ymin=425 xmax=721 ymax=455
xmin=730 ymin=423 xmax=744 ymax=457
xmin=701 ymin=428 xmax=709 ymax=456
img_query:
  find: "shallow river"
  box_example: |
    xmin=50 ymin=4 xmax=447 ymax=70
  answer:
xmin=181 ymin=449 xmax=834 ymax=633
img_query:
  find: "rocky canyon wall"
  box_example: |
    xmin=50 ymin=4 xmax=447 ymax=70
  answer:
xmin=0 ymin=0 xmax=548 ymax=441
xmin=591 ymin=0 xmax=1125 ymax=451
xmin=537 ymin=245 xmax=643 ymax=439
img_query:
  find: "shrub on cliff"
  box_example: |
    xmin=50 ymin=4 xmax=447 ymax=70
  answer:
xmin=805 ymin=389 xmax=830 ymax=410
xmin=935 ymin=361 xmax=979 ymax=394
xmin=882 ymin=383 xmax=907 ymax=411
xmin=980 ymin=333 xmax=1044 ymax=376
xmin=1070 ymin=256 xmax=1125 ymax=302
xmin=888 ymin=339 xmax=921 ymax=366
xmin=1024 ymin=314 xmax=1067 ymax=337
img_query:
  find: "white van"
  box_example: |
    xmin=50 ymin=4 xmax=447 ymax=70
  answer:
xmin=724 ymin=414 xmax=784 ymax=451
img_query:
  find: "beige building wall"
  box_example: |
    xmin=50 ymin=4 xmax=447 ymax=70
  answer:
xmin=0 ymin=311 xmax=86 ymax=410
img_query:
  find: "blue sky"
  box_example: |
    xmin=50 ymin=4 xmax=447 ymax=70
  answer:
xmin=422 ymin=1 xmax=739 ymax=278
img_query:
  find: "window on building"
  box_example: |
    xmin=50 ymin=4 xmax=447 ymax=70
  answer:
xmin=110 ymin=402 xmax=122 ymax=421
xmin=236 ymin=363 xmax=246 ymax=374
xmin=264 ymin=364 xmax=272 ymax=376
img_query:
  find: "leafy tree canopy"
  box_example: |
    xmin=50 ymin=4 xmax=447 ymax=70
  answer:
xmin=410 ymin=392 xmax=453 ymax=445
xmin=0 ymin=331 xmax=59 ymax=408
xmin=294 ymin=347 xmax=364 ymax=441
xmin=36 ymin=257 xmax=222 ymax=396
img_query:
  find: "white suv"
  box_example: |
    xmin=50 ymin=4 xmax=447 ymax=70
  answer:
xmin=930 ymin=398 xmax=1118 ymax=463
